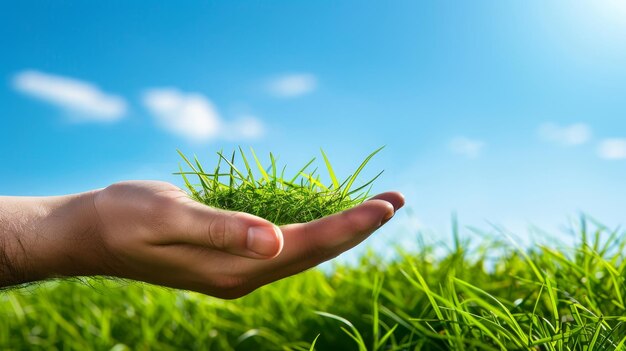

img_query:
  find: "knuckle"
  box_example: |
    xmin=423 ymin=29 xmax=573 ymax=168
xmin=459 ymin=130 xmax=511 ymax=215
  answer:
xmin=207 ymin=216 xmax=228 ymax=249
xmin=207 ymin=211 xmax=242 ymax=250
xmin=102 ymin=182 xmax=126 ymax=196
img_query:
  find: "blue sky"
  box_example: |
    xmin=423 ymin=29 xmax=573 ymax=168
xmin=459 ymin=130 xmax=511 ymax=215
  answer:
xmin=2 ymin=1 xmax=626 ymax=249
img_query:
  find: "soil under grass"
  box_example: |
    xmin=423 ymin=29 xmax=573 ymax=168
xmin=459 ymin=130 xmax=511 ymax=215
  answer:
xmin=2 ymin=218 xmax=626 ymax=350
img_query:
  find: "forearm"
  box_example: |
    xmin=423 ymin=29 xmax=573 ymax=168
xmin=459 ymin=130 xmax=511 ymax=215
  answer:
xmin=0 ymin=191 xmax=102 ymax=287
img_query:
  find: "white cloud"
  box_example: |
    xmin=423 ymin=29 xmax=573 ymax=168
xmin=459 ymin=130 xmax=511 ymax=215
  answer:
xmin=538 ymin=122 xmax=591 ymax=146
xmin=143 ymin=88 xmax=221 ymax=142
xmin=12 ymin=70 xmax=126 ymax=121
xmin=142 ymin=88 xmax=265 ymax=142
xmin=598 ymin=138 xmax=626 ymax=160
xmin=266 ymin=73 xmax=317 ymax=98
xmin=449 ymin=137 xmax=485 ymax=158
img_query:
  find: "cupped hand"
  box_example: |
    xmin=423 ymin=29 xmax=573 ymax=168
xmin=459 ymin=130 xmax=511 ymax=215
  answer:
xmin=92 ymin=180 xmax=404 ymax=298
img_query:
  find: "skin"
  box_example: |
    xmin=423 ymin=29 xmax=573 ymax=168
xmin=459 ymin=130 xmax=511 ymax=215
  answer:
xmin=0 ymin=180 xmax=404 ymax=299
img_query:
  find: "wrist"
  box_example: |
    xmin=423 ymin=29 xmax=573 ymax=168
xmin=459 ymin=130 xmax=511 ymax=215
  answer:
xmin=38 ymin=190 xmax=106 ymax=279
xmin=0 ymin=190 xmax=105 ymax=286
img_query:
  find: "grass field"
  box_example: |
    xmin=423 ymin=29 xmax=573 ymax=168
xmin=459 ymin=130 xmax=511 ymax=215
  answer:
xmin=2 ymin=217 xmax=625 ymax=350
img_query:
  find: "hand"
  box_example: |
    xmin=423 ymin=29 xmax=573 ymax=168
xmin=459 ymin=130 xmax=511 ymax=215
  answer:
xmin=0 ymin=180 xmax=404 ymax=299
xmin=92 ymin=181 xmax=404 ymax=298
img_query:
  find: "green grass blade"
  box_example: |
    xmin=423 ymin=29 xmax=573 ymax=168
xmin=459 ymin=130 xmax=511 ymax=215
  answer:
xmin=308 ymin=334 xmax=320 ymax=351
xmin=545 ymin=278 xmax=559 ymax=334
xmin=269 ymin=152 xmax=277 ymax=187
xmin=216 ymin=150 xmax=247 ymax=185
xmin=320 ymin=148 xmax=340 ymax=189
xmin=345 ymin=170 xmax=384 ymax=197
xmin=315 ymin=312 xmax=367 ymax=351
xmin=588 ymin=316 xmax=605 ymax=350
xmin=177 ymin=150 xmax=211 ymax=192
xmin=288 ymin=157 xmax=316 ymax=185
xmin=341 ymin=146 xmax=384 ymax=198
xmin=178 ymin=166 xmax=199 ymax=198
xmin=250 ymin=147 xmax=270 ymax=182
xmin=229 ymin=150 xmax=236 ymax=188
xmin=238 ymin=146 xmax=256 ymax=186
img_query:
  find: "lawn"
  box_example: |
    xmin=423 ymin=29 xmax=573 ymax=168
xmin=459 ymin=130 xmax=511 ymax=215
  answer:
xmin=2 ymin=217 xmax=625 ymax=350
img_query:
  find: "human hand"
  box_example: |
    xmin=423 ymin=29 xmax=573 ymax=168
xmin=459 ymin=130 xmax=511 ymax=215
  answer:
xmin=91 ymin=181 xmax=403 ymax=298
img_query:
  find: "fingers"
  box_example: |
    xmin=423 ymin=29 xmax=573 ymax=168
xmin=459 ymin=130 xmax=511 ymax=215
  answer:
xmin=241 ymin=192 xmax=405 ymax=286
xmin=367 ymin=191 xmax=405 ymax=224
xmin=159 ymin=191 xmax=404 ymax=262
xmin=368 ymin=191 xmax=405 ymax=211
xmin=154 ymin=191 xmax=404 ymax=298
xmin=281 ymin=195 xmax=400 ymax=262
xmin=159 ymin=198 xmax=284 ymax=259
xmin=287 ymin=199 xmax=395 ymax=255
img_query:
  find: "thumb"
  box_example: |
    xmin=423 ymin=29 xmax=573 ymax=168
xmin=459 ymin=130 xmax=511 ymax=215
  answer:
xmin=166 ymin=199 xmax=284 ymax=259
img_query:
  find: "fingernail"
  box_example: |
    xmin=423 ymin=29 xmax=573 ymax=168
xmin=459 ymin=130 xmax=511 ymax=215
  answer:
xmin=381 ymin=210 xmax=394 ymax=225
xmin=247 ymin=226 xmax=279 ymax=256
xmin=384 ymin=211 xmax=394 ymax=221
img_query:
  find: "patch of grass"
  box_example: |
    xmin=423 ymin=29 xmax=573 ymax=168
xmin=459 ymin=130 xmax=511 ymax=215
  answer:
xmin=2 ymin=218 xmax=626 ymax=350
xmin=175 ymin=147 xmax=384 ymax=225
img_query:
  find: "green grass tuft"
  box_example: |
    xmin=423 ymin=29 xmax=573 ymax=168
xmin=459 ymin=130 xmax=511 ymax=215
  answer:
xmin=175 ymin=147 xmax=385 ymax=225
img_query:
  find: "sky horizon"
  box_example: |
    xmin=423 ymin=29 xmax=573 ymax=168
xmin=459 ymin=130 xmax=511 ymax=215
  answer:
xmin=2 ymin=1 xmax=626 ymax=255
